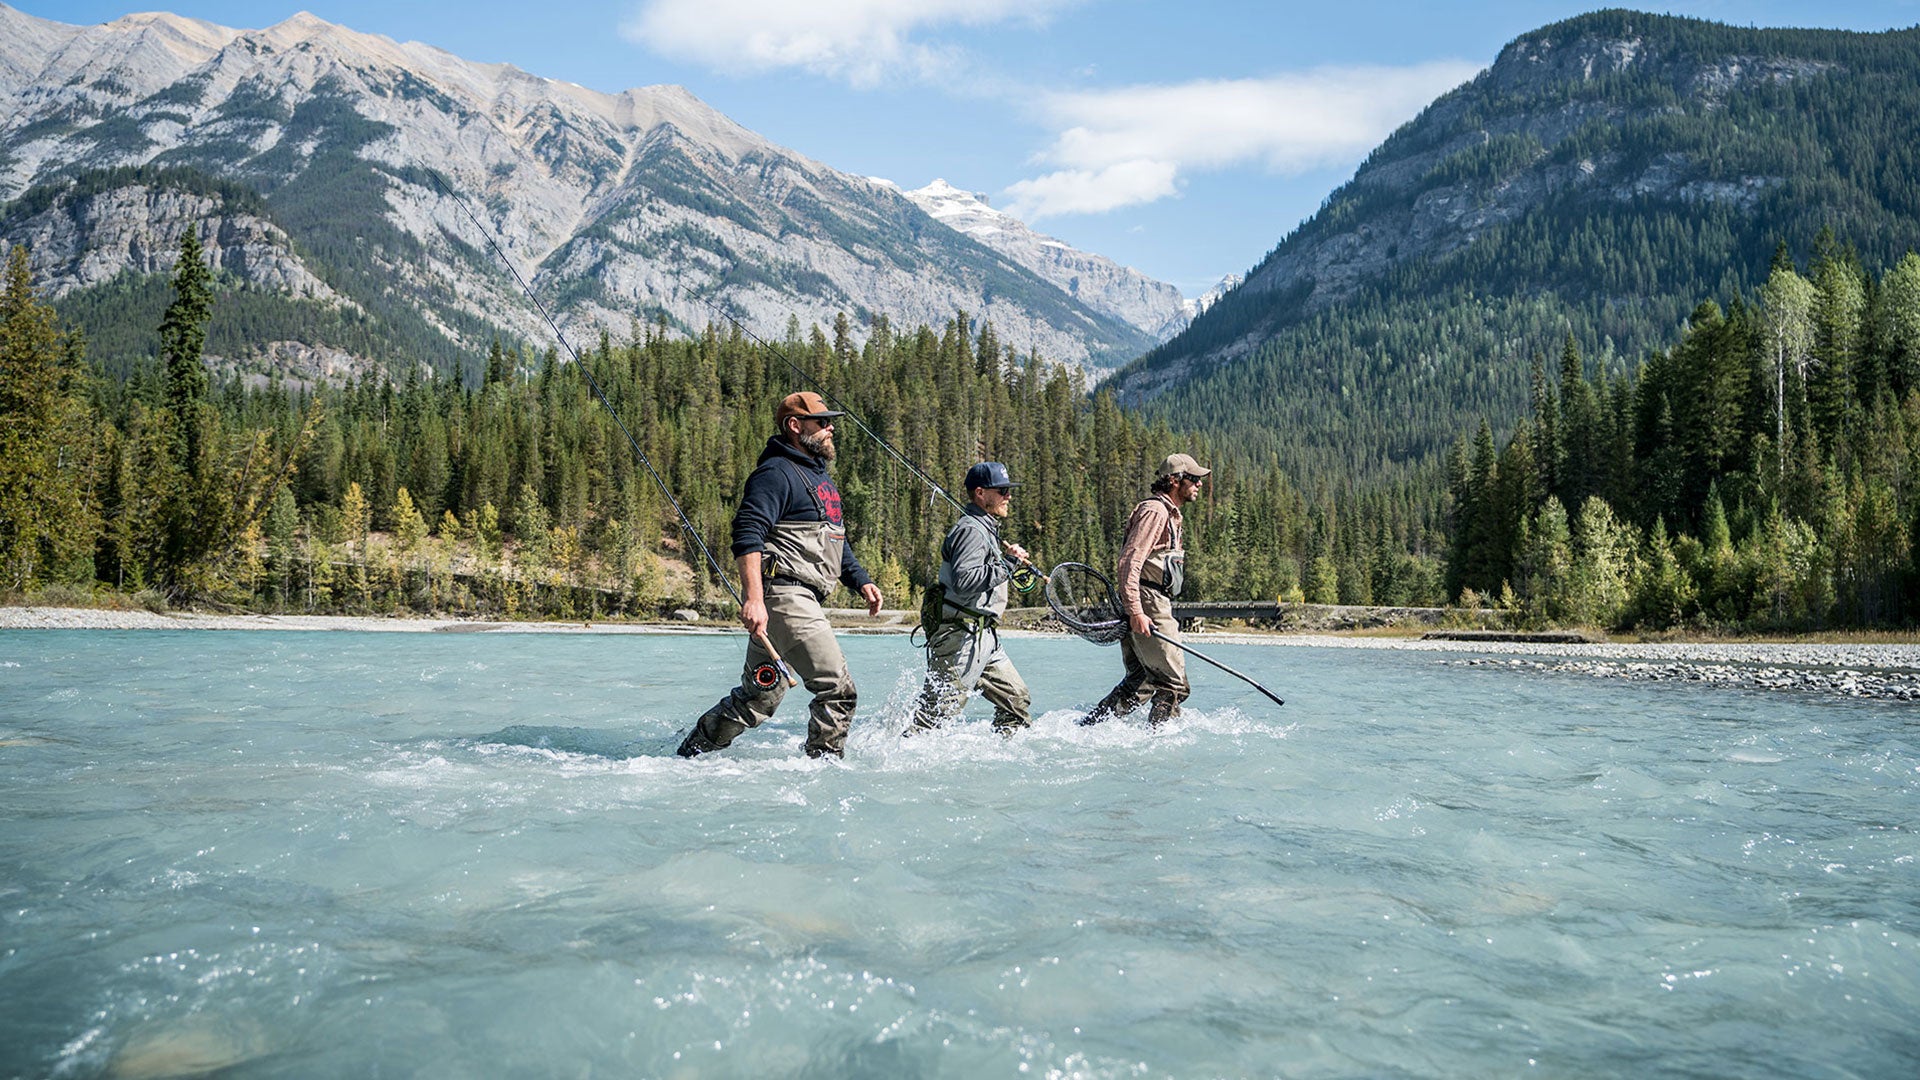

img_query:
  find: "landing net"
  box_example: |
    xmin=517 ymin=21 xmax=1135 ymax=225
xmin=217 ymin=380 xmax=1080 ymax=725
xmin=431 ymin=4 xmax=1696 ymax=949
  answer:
xmin=1044 ymin=562 xmax=1130 ymax=646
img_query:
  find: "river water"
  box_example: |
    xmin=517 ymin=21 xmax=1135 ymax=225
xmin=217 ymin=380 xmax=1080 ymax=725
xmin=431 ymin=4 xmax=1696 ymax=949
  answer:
xmin=1 ymin=629 xmax=1915 ymax=1078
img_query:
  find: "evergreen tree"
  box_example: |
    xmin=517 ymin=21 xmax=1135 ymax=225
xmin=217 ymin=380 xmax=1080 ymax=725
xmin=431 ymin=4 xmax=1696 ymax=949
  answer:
xmin=1514 ymin=497 xmax=1571 ymax=626
xmin=0 ymin=246 xmax=96 ymax=589
xmin=1809 ymin=240 xmax=1867 ymax=450
xmin=158 ymin=230 xmax=213 ymax=470
xmin=1567 ymin=496 xmax=1635 ymax=628
xmin=1629 ymin=517 xmax=1696 ymax=629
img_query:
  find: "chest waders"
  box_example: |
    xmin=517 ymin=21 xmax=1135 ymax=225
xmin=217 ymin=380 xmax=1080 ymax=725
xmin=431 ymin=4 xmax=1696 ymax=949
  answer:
xmin=681 ymin=459 xmax=859 ymax=759
xmin=1141 ymin=495 xmax=1186 ymax=599
xmin=906 ymin=516 xmax=1031 ymax=735
xmin=760 ymin=460 xmax=846 ymax=600
xmin=1084 ymin=496 xmax=1191 ymax=728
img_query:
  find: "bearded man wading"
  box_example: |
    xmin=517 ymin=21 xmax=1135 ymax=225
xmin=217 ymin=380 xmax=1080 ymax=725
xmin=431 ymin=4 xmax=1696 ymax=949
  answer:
xmin=905 ymin=462 xmax=1033 ymax=737
xmin=678 ymin=391 xmax=884 ymax=759
xmin=1081 ymin=453 xmax=1211 ymax=728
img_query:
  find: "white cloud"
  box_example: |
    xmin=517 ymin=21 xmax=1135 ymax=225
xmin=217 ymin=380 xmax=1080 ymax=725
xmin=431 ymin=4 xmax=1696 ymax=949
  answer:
xmin=1003 ymin=160 xmax=1179 ymax=220
xmin=1005 ymin=60 xmax=1483 ymax=220
xmin=622 ymin=0 xmax=1079 ymax=86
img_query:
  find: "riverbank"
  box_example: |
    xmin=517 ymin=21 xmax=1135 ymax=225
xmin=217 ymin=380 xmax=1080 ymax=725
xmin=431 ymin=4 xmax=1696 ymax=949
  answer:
xmin=9 ymin=603 xmax=1920 ymax=701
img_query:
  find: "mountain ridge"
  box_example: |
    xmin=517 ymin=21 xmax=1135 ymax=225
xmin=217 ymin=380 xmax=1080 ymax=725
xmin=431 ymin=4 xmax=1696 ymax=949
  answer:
xmin=0 ymin=3 xmax=1168 ymax=383
xmin=1107 ymin=9 xmax=1920 ymax=481
xmin=896 ymin=178 xmax=1196 ymax=342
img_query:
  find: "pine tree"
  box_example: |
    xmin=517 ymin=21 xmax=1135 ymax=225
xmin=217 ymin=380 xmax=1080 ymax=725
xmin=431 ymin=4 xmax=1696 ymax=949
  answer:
xmin=152 ymin=229 xmax=221 ymax=593
xmin=1809 ymin=241 xmax=1867 ymax=450
xmin=1514 ymin=498 xmax=1571 ymax=625
xmin=0 ymin=245 xmax=96 ymax=590
xmin=1567 ymin=496 xmax=1634 ymax=628
xmin=1557 ymin=335 xmax=1598 ymax=506
xmin=1629 ymin=517 xmax=1696 ymax=629
xmin=158 ymin=230 xmax=213 ymax=470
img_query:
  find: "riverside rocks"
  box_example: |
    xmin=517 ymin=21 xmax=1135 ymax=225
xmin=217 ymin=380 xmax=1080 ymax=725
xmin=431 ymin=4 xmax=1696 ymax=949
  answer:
xmin=1442 ymin=656 xmax=1920 ymax=701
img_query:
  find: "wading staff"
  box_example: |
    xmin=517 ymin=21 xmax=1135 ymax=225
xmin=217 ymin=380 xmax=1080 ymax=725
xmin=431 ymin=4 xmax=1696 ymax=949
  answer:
xmin=425 ymin=170 xmax=797 ymax=687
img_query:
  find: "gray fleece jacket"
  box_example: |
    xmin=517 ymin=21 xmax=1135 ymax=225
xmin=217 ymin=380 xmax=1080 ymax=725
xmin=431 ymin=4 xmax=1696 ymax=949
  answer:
xmin=936 ymin=505 xmax=1013 ymax=620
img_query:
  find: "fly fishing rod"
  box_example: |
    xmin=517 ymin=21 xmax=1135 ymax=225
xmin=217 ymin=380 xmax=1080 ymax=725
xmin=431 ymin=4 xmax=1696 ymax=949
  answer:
xmin=427 ymin=169 xmax=796 ymax=689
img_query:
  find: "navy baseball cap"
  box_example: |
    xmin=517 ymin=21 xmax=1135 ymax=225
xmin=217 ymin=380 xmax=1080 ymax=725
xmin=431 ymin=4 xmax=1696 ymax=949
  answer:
xmin=964 ymin=461 xmax=1020 ymax=490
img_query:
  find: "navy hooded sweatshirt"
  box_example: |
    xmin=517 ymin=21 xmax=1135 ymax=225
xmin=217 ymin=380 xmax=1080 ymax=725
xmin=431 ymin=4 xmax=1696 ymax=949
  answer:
xmin=730 ymin=435 xmax=874 ymax=593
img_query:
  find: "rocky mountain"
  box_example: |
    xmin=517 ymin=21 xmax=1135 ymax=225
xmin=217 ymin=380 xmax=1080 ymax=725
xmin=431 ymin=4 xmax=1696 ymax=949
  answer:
xmin=0 ymin=4 xmax=1155 ymax=385
xmin=1183 ymin=273 xmax=1239 ymax=322
xmin=897 ymin=178 xmax=1193 ymax=342
xmin=1107 ymin=10 xmax=1920 ymax=480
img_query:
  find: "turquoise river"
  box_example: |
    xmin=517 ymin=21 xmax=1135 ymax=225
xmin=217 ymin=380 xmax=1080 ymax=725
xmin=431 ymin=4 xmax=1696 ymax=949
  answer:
xmin=1 ymin=628 xmax=1915 ymax=1078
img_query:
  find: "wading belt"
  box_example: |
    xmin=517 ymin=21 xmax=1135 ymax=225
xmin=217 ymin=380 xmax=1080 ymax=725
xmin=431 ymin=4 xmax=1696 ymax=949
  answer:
xmin=940 ymin=596 xmax=998 ymax=634
xmin=767 ymin=574 xmax=827 ymax=602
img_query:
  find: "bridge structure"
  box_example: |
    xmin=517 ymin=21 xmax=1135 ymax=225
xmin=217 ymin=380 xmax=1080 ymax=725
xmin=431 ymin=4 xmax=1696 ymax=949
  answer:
xmin=1168 ymin=601 xmax=1457 ymax=630
xmin=995 ymin=600 xmax=1460 ymax=633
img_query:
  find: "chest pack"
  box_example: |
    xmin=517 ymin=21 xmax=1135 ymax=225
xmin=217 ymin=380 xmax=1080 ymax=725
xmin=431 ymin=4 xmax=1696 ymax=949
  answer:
xmin=1159 ymin=550 xmax=1186 ymax=598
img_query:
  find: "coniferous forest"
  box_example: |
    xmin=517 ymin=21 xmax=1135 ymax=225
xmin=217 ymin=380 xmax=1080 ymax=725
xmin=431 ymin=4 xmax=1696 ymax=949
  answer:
xmin=0 ymin=232 xmax=1360 ymax=620
xmin=8 ymin=223 xmax=1920 ymax=633
xmin=1447 ymin=234 xmax=1920 ymax=631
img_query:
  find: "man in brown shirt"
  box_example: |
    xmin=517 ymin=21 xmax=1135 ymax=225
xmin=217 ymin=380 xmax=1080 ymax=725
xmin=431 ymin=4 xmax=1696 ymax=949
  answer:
xmin=1081 ymin=452 xmax=1211 ymax=727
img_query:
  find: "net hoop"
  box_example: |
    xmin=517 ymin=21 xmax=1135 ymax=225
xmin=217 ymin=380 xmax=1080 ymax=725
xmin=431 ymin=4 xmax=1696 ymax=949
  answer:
xmin=1043 ymin=562 xmax=1130 ymax=646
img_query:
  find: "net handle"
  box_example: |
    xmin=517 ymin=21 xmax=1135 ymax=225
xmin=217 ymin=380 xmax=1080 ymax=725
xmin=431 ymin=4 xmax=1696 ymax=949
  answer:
xmin=1047 ymin=562 xmax=1284 ymax=708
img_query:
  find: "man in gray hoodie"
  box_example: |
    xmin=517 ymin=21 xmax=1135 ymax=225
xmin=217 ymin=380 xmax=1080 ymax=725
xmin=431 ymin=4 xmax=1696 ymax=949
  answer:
xmin=904 ymin=462 xmax=1033 ymax=736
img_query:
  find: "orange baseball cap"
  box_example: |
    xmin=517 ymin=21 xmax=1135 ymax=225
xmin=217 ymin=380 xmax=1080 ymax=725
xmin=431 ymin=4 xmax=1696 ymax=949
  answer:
xmin=775 ymin=391 xmax=845 ymax=428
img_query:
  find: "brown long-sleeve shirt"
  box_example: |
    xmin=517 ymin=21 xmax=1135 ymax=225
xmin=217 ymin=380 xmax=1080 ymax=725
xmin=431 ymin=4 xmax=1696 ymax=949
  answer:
xmin=1116 ymin=495 xmax=1182 ymax=618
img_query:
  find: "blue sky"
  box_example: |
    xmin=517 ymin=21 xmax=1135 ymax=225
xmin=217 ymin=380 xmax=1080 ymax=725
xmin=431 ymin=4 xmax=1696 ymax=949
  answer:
xmin=15 ymin=0 xmax=1920 ymax=295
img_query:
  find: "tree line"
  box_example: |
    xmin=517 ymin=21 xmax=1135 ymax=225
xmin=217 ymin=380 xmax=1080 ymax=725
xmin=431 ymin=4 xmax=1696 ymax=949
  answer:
xmin=8 ymin=230 xmax=1448 ymax=618
xmin=1446 ymin=233 xmax=1920 ymax=630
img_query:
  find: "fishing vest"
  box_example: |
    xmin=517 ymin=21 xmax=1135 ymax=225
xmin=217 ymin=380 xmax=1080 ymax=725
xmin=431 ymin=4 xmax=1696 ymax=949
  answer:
xmin=927 ymin=513 xmax=1005 ymax=635
xmin=761 ymin=459 xmax=846 ymax=600
xmin=1140 ymin=495 xmax=1186 ymax=599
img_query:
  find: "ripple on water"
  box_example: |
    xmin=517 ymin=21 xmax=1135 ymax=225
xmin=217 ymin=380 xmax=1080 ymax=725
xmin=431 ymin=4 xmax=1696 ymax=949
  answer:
xmin=1 ymin=630 xmax=1915 ymax=1078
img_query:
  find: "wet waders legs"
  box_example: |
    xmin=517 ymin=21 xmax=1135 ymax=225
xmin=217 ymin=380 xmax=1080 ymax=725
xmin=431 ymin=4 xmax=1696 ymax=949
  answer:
xmin=978 ymin=656 xmax=1032 ymax=734
xmin=1081 ymin=589 xmax=1188 ymax=727
xmin=679 ymin=585 xmax=856 ymax=758
xmin=906 ymin=624 xmax=1031 ymax=736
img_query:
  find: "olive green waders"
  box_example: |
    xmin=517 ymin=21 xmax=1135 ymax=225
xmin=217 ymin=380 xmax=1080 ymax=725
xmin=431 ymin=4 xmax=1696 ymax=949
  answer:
xmin=679 ymin=582 xmax=857 ymax=758
xmin=906 ymin=621 xmax=1031 ymax=735
xmin=1083 ymin=585 xmax=1190 ymax=726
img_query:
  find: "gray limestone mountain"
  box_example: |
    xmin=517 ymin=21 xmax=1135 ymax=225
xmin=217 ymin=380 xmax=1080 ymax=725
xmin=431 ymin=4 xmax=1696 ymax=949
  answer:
xmin=896 ymin=179 xmax=1194 ymax=342
xmin=0 ymin=4 xmax=1157 ymax=385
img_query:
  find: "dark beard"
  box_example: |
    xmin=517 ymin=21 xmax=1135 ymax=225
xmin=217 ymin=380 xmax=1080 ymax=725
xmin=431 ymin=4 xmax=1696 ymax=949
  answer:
xmin=801 ymin=429 xmax=835 ymax=461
